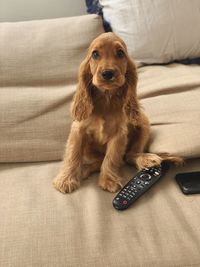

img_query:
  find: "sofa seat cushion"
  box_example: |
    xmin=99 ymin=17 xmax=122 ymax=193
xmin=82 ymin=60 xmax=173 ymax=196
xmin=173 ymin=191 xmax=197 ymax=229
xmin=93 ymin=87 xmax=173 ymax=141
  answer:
xmin=0 ymin=159 xmax=200 ymax=266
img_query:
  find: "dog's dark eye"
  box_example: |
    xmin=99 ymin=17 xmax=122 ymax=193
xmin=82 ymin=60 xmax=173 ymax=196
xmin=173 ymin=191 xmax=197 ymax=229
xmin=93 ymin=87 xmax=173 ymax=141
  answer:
xmin=117 ymin=49 xmax=125 ymax=58
xmin=92 ymin=50 xmax=100 ymax=59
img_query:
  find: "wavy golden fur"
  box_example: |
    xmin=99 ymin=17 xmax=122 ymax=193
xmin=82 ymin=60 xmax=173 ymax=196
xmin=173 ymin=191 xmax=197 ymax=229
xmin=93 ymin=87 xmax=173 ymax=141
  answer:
xmin=53 ymin=33 xmax=183 ymax=193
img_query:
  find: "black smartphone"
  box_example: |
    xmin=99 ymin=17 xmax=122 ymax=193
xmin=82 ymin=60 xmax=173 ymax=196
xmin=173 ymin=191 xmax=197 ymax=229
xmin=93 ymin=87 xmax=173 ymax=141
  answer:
xmin=175 ymin=171 xmax=200 ymax=195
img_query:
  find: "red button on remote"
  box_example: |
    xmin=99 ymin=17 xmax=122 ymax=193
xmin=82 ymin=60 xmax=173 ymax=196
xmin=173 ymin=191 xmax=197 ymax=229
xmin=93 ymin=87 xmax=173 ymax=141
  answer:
xmin=123 ymin=200 xmax=128 ymax=205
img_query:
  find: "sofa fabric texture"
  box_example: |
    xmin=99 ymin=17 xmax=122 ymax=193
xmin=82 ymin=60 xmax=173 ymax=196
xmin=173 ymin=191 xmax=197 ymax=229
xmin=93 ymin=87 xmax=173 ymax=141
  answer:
xmin=0 ymin=159 xmax=200 ymax=267
xmin=1 ymin=14 xmax=200 ymax=267
xmin=138 ymin=64 xmax=200 ymax=158
xmin=0 ymin=17 xmax=200 ymax=163
xmin=0 ymin=15 xmax=104 ymax=162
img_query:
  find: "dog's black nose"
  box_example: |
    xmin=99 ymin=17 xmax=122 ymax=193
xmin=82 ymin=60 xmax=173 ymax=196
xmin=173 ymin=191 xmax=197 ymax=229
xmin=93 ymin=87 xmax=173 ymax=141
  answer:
xmin=101 ymin=69 xmax=114 ymax=81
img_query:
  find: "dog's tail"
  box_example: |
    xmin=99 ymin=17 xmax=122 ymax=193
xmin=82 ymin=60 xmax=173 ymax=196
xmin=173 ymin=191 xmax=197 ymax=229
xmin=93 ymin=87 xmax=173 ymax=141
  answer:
xmin=158 ymin=153 xmax=185 ymax=166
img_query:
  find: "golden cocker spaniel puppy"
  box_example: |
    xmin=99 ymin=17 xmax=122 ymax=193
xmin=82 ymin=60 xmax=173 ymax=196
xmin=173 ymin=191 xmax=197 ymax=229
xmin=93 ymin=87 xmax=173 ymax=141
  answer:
xmin=53 ymin=32 xmax=182 ymax=193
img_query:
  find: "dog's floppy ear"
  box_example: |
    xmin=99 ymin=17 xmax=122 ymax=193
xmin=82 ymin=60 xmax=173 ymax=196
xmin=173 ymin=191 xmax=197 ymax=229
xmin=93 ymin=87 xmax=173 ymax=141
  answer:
xmin=71 ymin=57 xmax=94 ymax=121
xmin=124 ymin=57 xmax=140 ymax=121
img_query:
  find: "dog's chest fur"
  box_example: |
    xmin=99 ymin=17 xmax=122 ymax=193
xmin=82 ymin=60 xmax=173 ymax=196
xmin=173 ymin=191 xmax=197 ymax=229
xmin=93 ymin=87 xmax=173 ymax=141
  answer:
xmin=86 ymin=115 xmax=120 ymax=145
xmin=83 ymin=89 xmax=128 ymax=152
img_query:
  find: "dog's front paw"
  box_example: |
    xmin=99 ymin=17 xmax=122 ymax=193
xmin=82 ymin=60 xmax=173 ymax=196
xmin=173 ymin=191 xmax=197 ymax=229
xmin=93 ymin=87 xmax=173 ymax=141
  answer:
xmin=98 ymin=175 xmax=122 ymax=193
xmin=53 ymin=174 xmax=80 ymax=194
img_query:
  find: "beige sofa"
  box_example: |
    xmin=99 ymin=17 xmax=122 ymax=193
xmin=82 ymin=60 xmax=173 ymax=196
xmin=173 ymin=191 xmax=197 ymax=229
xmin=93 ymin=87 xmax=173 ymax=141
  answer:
xmin=0 ymin=15 xmax=200 ymax=267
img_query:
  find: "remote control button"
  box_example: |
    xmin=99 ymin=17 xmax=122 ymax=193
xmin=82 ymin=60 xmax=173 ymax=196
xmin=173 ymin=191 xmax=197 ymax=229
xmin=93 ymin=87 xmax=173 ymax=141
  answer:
xmin=154 ymin=171 xmax=160 ymax=176
xmin=140 ymin=173 xmax=151 ymax=181
xmin=144 ymin=181 xmax=149 ymax=185
xmin=131 ymin=185 xmax=136 ymax=189
xmin=136 ymin=180 xmax=141 ymax=184
xmin=123 ymin=200 xmax=128 ymax=205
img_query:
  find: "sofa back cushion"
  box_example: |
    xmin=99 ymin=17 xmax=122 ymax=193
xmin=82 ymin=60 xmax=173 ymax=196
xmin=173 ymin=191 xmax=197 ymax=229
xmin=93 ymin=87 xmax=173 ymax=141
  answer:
xmin=138 ymin=64 xmax=200 ymax=159
xmin=0 ymin=15 xmax=104 ymax=162
xmin=1 ymin=14 xmax=200 ymax=163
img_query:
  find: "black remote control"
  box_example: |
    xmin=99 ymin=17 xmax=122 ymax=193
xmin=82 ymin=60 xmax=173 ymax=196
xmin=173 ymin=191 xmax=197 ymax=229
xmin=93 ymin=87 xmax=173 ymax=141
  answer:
xmin=113 ymin=163 xmax=169 ymax=210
